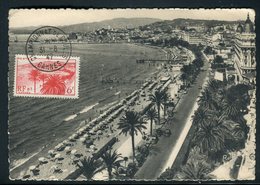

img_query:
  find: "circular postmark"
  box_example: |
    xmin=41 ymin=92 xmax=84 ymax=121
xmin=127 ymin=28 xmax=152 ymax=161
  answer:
xmin=25 ymin=26 xmax=72 ymax=72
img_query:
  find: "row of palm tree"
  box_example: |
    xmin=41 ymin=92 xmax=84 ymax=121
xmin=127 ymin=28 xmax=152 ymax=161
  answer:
xmin=180 ymin=57 xmax=204 ymax=88
xmin=77 ymin=149 xmax=123 ymax=180
xmin=78 ymin=88 xmax=173 ymax=180
xmin=160 ymin=80 xmax=250 ymax=180
xmin=180 ymin=80 xmax=250 ymax=178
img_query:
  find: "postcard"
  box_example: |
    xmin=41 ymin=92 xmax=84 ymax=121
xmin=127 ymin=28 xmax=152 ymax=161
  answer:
xmin=8 ymin=8 xmax=256 ymax=181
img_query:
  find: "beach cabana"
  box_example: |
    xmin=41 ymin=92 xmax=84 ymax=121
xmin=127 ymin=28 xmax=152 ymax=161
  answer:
xmin=68 ymin=136 xmax=76 ymax=142
xmin=48 ymin=150 xmax=56 ymax=158
xmin=29 ymin=165 xmax=37 ymax=171
xmin=50 ymin=165 xmax=62 ymax=173
xmin=54 ymin=153 xmax=64 ymax=161
xmin=38 ymin=157 xmax=48 ymax=164
xmin=71 ymin=149 xmax=82 ymax=158
xmin=64 ymin=146 xmax=72 ymax=154
xmin=71 ymin=149 xmax=77 ymax=155
xmin=29 ymin=165 xmax=39 ymax=175
xmin=54 ymin=143 xmax=65 ymax=151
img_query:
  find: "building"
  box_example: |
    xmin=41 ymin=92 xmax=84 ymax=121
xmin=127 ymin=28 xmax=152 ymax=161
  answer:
xmin=233 ymin=14 xmax=256 ymax=85
xmin=183 ymin=33 xmax=205 ymax=45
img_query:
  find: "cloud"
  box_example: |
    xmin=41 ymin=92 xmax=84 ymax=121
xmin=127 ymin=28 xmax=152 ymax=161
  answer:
xmin=9 ymin=8 xmax=255 ymax=28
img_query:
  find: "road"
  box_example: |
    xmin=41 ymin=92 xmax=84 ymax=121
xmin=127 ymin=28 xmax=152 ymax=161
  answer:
xmin=134 ymin=55 xmax=210 ymax=180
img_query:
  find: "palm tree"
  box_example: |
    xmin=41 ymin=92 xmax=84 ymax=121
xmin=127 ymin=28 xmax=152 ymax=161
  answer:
xmin=38 ymin=73 xmax=47 ymax=88
xmin=118 ymin=111 xmax=147 ymax=163
xmin=76 ymin=157 xmax=105 ymax=180
xmin=192 ymin=121 xmax=226 ymax=156
xmin=40 ymin=75 xmax=66 ymax=95
xmin=192 ymin=108 xmax=213 ymax=129
xmin=222 ymin=96 xmax=240 ymax=120
xmin=101 ymin=149 xmax=123 ymax=180
xmin=28 ymin=69 xmax=40 ymax=93
xmin=198 ymin=89 xmax=218 ymax=111
xmin=183 ymin=108 xmax=212 ymax=164
xmin=175 ymin=159 xmax=213 ymax=180
xmin=207 ymin=79 xmax=223 ymax=93
xmin=144 ymin=107 xmax=158 ymax=136
xmin=123 ymin=157 xmax=128 ymax=168
xmin=180 ymin=73 xmax=188 ymax=87
xmin=162 ymin=93 xmax=170 ymax=119
xmin=149 ymin=90 xmax=166 ymax=125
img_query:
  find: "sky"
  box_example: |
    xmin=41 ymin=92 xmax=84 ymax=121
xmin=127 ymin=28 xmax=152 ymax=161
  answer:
xmin=9 ymin=8 xmax=255 ymax=28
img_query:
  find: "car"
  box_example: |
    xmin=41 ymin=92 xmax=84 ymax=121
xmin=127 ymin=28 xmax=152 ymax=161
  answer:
xmin=198 ymin=86 xmax=202 ymax=89
xmin=183 ymin=91 xmax=187 ymax=94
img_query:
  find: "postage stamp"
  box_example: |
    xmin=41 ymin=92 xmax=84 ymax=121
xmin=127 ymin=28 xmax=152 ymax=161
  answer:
xmin=14 ymin=55 xmax=79 ymax=98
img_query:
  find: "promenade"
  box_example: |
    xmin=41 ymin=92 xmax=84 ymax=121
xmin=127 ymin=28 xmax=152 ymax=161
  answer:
xmin=135 ymin=55 xmax=209 ymax=179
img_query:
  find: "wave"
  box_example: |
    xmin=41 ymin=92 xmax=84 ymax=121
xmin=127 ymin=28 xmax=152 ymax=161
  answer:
xmin=64 ymin=102 xmax=99 ymax=121
xmin=10 ymin=151 xmax=41 ymax=172
xmin=114 ymin=91 xmax=121 ymax=95
xmin=79 ymin=103 xmax=99 ymax=114
xmin=64 ymin=114 xmax=77 ymax=122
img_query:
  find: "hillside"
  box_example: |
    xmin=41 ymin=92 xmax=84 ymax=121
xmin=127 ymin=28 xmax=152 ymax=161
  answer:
xmin=10 ymin=18 xmax=161 ymax=34
xmin=140 ymin=18 xmax=241 ymax=30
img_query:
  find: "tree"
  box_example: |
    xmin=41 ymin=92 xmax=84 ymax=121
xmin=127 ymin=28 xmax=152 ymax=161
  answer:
xmin=28 ymin=69 xmax=40 ymax=93
xmin=149 ymin=90 xmax=166 ymax=125
xmin=118 ymin=111 xmax=147 ymax=163
xmin=180 ymin=73 xmax=188 ymax=86
xmin=144 ymin=107 xmax=158 ymax=136
xmin=175 ymin=157 xmax=213 ymax=180
xmin=101 ymin=149 xmax=123 ymax=180
xmin=213 ymin=55 xmax=224 ymax=64
xmin=183 ymin=108 xmax=213 ymax=164
xmin=40 ymin=75 xmax=66 ymax=95
xmin=192 ymin=118 xmax=227 ymax=157
xmin=77 ymin=157 xmax=105 ymax=180
xmin=162 ymin=93 xmax=171 ymax=119
xmin=198 ymin=89 xmax=218 ymax=110
xmin=38 ymin=73 xmax=47 ymax=89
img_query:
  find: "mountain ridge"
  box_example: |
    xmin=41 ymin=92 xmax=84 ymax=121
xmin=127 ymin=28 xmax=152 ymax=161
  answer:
xmin=9 ymin=17 xmax=162 ymax=34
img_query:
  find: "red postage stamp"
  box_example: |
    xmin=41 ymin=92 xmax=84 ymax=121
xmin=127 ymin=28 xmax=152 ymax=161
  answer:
xmin=14 ymin=55 xmax=79 ymax=98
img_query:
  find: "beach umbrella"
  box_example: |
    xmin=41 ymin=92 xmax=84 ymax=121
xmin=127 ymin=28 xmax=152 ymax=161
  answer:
xmin=64 ymin=146 xmax=71 ymax=152
xmin=90 ymin=145 xmax=95 ymax=150
xmin=97 ymin=130 xmax=102 ymax=135
xmin=54 ymin=153 xmax=61 ymax=160
xmin=48 ymin=150 xmax=55 ymax=155
xmin=63 ymin=140 xmax=68 ymax=144
xmin=85 ymin=140 xmax=93 ymax=145
xmin=79 ymin=137 xmax=86 ymax=142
